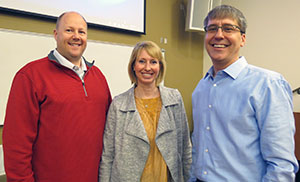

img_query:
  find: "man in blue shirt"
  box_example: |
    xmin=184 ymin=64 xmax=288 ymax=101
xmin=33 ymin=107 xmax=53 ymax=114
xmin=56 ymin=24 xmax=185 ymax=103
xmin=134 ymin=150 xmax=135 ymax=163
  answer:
xmin=190 ymin=5 xmax=298 ymax=182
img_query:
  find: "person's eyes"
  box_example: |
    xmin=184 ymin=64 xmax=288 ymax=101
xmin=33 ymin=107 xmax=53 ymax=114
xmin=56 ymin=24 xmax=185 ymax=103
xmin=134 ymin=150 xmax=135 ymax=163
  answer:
xmin=150 ymin=60 xmax=158 ymax=64
xmin=223 ymin=26 xmax=235 ymax=32
xmin=79 ymin=30 xmax=86 ymax=35
xmin=138 ymin=60 xmax=145 ymax=64
xmin=207 ymin=26 xmax=218 ymax=32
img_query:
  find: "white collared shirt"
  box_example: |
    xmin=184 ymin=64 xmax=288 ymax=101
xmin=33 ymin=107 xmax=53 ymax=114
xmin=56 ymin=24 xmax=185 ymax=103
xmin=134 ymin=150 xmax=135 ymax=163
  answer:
xmin=53 ymin=49 xmax=87 ymax=79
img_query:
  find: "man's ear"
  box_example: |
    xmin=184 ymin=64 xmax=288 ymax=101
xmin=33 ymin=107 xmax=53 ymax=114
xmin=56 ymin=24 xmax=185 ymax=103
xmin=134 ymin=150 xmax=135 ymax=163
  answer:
xmin=53 ymin=29 xmax=58 ymax=41
xmin=240 ymin=34 xmax=246 ymax=47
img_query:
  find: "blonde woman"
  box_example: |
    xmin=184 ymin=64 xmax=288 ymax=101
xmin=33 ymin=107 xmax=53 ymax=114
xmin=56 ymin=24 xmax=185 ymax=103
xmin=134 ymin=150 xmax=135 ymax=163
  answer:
xmin=99 ymin=41 xmax=192 ymax=182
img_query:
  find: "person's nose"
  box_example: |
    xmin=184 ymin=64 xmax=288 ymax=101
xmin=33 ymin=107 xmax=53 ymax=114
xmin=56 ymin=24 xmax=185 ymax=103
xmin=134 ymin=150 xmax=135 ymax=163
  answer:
xmin=72 ymin=31 xmax=80 ymax=39
xmin=214 ymin=27 xmax=225 ymax=38
xmin=144 ymin=62 xmax=151 ymax=71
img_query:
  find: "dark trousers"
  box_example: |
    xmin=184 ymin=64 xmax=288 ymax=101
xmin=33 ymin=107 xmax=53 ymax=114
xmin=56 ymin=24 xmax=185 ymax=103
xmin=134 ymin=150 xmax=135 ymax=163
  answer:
xmin=196 ymin=179 xmax=205 ymax=182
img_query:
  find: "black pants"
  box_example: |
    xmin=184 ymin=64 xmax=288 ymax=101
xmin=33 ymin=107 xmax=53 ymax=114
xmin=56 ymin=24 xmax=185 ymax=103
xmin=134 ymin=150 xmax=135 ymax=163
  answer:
xmin=196 ymin=179 xmax=205 ymax=182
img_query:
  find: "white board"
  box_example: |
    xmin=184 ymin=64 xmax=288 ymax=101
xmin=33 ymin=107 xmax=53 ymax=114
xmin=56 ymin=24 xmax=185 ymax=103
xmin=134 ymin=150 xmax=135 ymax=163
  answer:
xmin=0 ymin=28 xmax=133 ymax=125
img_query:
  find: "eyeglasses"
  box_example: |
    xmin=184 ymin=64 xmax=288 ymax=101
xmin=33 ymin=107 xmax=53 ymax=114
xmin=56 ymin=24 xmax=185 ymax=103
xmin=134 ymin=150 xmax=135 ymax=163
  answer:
xmin=204 ymin=24 xmax=245 ymax=34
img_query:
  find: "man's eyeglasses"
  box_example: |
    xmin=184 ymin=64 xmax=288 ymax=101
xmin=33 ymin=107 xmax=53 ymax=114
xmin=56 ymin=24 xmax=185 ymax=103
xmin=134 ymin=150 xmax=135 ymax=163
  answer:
xmin=204 ymin=24 xmax=245 ymax=34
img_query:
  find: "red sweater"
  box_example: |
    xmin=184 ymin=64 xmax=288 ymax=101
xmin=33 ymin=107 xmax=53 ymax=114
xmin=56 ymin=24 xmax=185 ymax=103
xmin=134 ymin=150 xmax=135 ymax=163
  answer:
xmin=3 ymin=52 xmax=112 ymax=182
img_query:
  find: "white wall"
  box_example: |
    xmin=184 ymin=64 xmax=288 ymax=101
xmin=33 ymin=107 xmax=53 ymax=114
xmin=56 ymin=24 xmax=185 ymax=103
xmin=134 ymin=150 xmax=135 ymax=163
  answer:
xmin=203 ymin=0 xmax=300 ymax=112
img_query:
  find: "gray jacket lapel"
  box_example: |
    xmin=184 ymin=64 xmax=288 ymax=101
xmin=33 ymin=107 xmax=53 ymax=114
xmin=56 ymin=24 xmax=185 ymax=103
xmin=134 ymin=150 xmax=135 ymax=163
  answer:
xmin=156 ymin=85 xmax=178 ymax=138
xmin=120 ymin=86 xmax=149 ymax=144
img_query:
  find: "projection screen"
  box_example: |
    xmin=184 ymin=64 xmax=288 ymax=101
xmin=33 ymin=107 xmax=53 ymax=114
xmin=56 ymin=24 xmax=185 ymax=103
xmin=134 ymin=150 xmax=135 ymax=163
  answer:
xmin=0 ymin=0 xmax=146 ymax=34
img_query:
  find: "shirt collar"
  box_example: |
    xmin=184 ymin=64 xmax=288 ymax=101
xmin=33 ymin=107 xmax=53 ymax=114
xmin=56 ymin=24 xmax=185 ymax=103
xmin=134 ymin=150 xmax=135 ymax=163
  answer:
xmin=223 ymin=56 xmax=248 ymax=79
xmin=205 ymin=56 xmax=248 ymax=80
xmin=53 ymin=49 xmax=87 ymax=71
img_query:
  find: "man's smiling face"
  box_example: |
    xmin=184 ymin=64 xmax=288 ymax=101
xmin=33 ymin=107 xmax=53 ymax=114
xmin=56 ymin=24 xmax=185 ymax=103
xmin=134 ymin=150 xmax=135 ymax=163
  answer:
xmin=205 ymin=18 xmax=246 ymax=71
xmin=54 ymin=12 xmax=87 ymax=65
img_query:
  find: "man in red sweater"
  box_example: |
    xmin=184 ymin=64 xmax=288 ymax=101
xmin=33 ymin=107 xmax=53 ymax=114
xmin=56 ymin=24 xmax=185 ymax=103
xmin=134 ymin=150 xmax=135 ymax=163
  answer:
xmin=2 ymin=11 xmax=112 ymax=182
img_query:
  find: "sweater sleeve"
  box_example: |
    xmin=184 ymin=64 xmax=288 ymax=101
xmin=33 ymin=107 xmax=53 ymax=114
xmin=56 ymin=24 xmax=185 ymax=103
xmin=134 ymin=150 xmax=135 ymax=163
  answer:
xmin=3 ymin=72 xmax=39 ymax=182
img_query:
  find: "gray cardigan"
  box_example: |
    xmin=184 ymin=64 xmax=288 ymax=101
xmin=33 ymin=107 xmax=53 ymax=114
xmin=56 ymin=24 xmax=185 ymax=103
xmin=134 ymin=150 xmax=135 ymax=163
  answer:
xmin=99 ymin=85 xmax=192 ymax=182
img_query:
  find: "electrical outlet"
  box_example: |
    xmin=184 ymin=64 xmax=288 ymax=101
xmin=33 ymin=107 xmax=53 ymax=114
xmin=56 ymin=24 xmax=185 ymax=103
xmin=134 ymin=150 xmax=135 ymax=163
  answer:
xmin=160 ymin=37 xmax=164 ymax=44
xmin=164 ymin=38 xmax=167 ymax=44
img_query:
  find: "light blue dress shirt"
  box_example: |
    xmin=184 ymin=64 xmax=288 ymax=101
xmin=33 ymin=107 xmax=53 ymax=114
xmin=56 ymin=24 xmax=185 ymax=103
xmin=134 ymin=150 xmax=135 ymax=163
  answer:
xmin=191 ymin=56 xmax=298 ymax=182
